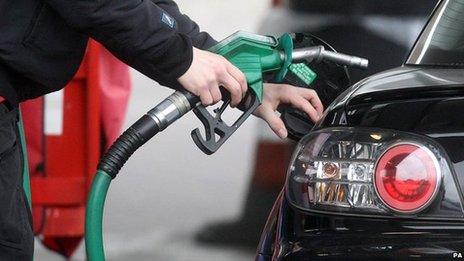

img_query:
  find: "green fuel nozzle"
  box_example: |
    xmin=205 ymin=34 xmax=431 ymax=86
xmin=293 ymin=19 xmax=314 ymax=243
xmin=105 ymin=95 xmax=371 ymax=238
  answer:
xmin=190 ymin=31 xmax=368 ymax=154
xmin=208 ymin=31 xmax=307 ymax=102
xmin=207 ymin=31 xmax=368 ymax=101
xmin=95 ymin=31 xmax=369 ymax=158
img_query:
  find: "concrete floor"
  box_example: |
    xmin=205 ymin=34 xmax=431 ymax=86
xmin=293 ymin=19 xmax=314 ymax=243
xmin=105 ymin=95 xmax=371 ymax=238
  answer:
xmin=35 ymin=0 xmax=269 ymax=260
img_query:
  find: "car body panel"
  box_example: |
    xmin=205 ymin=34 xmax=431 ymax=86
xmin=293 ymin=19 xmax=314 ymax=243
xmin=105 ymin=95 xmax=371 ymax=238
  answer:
xmin=348 ymin=67 xmax=464 ymax=102
xmin=258 ymin=0 xmax=464 ymax=260
xmin=268 ymin=195 xmax=464 ymax=260
xmin=315 ymin=67 xmax=464 ymax=201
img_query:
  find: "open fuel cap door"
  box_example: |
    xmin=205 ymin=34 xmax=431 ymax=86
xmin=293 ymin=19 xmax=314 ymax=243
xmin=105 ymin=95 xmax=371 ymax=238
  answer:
xmin=278 ymin=33 xmax=352 ymax=141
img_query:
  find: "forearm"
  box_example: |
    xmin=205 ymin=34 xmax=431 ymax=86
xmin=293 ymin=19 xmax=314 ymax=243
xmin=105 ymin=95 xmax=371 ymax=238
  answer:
xmin=44 ymin=0 xmax=193 ymax=87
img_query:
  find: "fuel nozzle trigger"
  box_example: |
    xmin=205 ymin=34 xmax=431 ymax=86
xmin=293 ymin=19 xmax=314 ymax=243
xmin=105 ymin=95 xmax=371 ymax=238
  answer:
xmin=188 ymin=32 xmax=294 ymax=155
xmin=191 ymin=91 xmax=260 ymax=155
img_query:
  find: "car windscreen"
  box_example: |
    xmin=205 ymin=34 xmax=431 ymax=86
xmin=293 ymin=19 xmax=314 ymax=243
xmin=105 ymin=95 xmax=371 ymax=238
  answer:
xmin=407 ymin=0 xmax=464 ymax=67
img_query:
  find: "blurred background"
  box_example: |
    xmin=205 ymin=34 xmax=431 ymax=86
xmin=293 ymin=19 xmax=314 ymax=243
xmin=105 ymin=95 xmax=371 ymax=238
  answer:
xmin=33 ymin=0 xmax=437 ymax=260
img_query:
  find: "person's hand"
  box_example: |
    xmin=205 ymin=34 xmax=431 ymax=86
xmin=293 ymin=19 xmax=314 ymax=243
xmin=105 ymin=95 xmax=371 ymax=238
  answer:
xmin=178 ymin=47 xmax=247 ymax=107
xmin=254 ymin=83 xmax=324 ymax=139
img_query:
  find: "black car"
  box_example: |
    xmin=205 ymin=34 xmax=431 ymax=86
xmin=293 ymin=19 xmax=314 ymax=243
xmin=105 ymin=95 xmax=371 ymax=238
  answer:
xmin=257 ymin=0 xmax=464 ymax=260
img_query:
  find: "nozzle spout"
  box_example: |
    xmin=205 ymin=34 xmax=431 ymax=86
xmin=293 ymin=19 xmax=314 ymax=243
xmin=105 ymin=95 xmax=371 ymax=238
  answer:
xmin=321 ymin=50 xmax=369 ymax=69
xmin=290 ymin=46 xmax=369 ymax=70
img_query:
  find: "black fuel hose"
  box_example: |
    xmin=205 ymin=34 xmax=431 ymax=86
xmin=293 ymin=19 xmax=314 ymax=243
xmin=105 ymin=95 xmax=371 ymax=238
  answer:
xmin=99 ymin=90 xmax=198 ymax=179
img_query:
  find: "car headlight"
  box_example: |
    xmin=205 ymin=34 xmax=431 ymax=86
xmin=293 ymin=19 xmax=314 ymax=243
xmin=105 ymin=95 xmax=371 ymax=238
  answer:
xmin=286 ymin=127 xmax=463 ymax=219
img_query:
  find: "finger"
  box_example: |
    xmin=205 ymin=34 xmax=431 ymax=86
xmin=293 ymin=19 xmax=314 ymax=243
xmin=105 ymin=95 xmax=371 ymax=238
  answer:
xmin=256 ymin=106 xmax=288 ymax=139
xmin=227 ymin=63 xmax=248 ymax=95
xmin=199 ymin=88 xmax=214 ymax=106
xmin=289 ymin=95 xmax=321 ymax=123
xmin=219 ymin=72 xmax=242 ymax=106
xmin=298 ymin=88 xmax=324 ymax=116
xmin=210 ymin=85 xmax=222 ymax=104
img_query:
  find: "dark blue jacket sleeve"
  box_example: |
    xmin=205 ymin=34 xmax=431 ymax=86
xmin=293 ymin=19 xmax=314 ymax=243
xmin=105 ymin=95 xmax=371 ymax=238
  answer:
xmin=43 ymin=0 xmax=197 ymax=85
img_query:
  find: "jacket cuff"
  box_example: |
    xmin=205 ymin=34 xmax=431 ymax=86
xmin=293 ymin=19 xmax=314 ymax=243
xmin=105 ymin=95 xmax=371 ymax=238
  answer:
xmin=192 ymin=32 xmax=218 ymax=50
xmin=158 ymin=33 xmax=193 ymax=81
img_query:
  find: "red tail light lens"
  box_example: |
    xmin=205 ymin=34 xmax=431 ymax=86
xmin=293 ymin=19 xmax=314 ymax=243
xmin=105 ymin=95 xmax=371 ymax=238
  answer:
xmin=374 ymin=143 xmax=440 ymax=213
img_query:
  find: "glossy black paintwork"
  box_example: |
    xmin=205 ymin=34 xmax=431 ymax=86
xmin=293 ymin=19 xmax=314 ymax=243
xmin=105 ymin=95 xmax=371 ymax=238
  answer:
xmin=259 ymin=0 xmax=464 ymax=257
xmin=348 ymin=67 xmax=464 ymax=100
xmin=259 ymin=66 xmax=464 ymax=260
xmin=317 ymin=67 xmax=464 ymax=195
xmin=265 ymin=195 xmax=464 ymax=260
xmin=317 ymin=66 xmax=464 ymax=129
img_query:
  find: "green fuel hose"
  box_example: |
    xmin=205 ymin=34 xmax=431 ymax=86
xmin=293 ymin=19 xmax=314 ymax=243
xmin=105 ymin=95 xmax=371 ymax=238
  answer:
xmin=85 ymin=171 xmax=111 ymax=260
xmin=85 ymin=91 xmax=197 ymax=261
